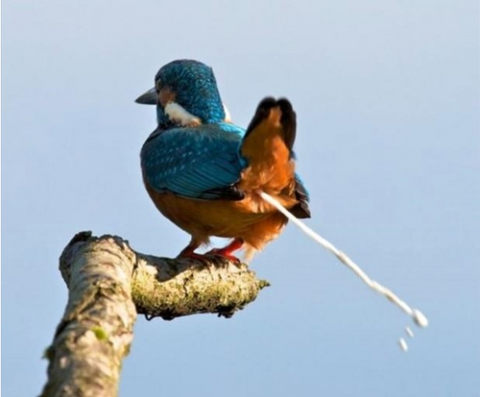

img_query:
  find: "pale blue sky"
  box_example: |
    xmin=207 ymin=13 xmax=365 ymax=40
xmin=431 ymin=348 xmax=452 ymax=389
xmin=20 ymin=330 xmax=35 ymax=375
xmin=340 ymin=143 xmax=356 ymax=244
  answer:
xmin=3 ymin=1 xmax=479 ymax=396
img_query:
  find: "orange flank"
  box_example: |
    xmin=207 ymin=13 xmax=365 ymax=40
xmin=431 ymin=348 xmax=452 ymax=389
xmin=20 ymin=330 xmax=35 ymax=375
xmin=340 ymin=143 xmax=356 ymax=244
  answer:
xmin=144 ymin=183 xmax=288 ymax=259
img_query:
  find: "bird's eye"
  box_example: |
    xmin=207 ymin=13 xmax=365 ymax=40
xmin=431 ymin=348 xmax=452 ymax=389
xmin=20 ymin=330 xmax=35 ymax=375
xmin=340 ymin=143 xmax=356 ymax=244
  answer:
xmin=156 ymin=79 xmax=162 ymax=92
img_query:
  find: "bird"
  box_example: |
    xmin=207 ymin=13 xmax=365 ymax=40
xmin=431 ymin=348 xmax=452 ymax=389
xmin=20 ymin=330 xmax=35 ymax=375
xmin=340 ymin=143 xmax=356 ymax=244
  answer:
xmin=136 ymin=59 xmax=310 ymax=261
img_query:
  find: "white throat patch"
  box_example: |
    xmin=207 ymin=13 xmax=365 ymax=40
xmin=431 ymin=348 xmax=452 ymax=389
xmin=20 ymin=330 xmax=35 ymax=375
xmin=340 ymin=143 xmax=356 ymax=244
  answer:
xmin=164 ymin=102 xmax=201 ymax=127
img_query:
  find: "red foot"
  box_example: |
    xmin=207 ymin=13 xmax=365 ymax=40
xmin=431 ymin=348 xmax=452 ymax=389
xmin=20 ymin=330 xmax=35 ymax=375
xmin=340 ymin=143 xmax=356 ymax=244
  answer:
xmin=205 ymin=249 xmax=241 ymax=264
xmin=205 ymin=238 xmax=244 ymax=264
xmin=177 ymin=246 xmax=206 ymax=261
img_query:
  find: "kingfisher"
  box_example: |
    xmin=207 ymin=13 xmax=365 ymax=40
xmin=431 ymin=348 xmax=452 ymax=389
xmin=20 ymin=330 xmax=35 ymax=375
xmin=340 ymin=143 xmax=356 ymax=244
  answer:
xmin=136 ymin=59 xmax=310 ymax=261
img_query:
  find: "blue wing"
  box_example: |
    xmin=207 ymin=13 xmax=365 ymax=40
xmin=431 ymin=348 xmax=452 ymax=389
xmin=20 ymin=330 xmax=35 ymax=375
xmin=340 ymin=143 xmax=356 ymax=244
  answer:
xmin=141 ymin=123 xmax=247 ymax=200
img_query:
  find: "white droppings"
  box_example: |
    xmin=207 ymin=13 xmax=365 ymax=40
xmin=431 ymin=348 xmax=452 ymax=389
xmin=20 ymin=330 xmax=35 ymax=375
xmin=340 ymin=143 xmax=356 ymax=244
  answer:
xmin=259 ymin=191 xmax=429 ymax=350
xmin=399 ymin=338 xmax=408 ymax=352
xmin=405 ymin=327 xmax=414 ymax=338
xmin=413 ymin=309 xmax=429 ymax=328
xmin=164 ymin=102 xmax=201 ymax=127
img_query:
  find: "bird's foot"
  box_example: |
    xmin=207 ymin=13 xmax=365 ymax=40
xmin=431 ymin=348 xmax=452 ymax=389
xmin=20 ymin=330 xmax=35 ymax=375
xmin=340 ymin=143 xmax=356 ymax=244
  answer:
xmin=205 ymin=249 xmax=241 ymax=265
xmin=177 ymin=238 xmax=243 ymax=265
xmin=204 ymin=238 xmax=244 ymax=266
xmin=177 ymin=245 xmax=207 ymax=261
xmin=178 ymin=248 xmax=240 ymax=266
xmin=177 ymin=251 xmax=207 ymax=261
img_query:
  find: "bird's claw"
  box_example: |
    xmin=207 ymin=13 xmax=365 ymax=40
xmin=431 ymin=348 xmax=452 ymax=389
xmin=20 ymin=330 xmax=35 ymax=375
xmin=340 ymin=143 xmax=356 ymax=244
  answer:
xmin=177 ymin=251 xmax=207 ymax=261
xmin=204 ymin=249 xmax=242 ymax=266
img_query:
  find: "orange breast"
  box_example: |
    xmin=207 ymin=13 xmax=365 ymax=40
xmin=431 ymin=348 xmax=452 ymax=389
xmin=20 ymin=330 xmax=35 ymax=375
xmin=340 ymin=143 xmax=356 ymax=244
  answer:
xmin=145 ymin=182 xmax=289 ymax=254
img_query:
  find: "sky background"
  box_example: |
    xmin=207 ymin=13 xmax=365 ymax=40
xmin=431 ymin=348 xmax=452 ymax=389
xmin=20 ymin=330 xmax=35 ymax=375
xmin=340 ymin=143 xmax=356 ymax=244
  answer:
xmin=3 ymin=0 xmax=479 ymax=396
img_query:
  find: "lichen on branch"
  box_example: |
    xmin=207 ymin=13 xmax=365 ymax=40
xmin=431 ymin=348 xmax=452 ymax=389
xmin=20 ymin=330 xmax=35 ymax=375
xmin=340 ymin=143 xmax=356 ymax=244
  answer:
xmin=41 ymin=231 xmax=268 ymax=397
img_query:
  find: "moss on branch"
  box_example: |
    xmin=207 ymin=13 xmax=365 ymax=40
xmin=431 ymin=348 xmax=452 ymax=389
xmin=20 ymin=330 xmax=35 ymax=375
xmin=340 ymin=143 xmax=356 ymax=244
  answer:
xmin=41 ymin=231 xmax=269 ymax=397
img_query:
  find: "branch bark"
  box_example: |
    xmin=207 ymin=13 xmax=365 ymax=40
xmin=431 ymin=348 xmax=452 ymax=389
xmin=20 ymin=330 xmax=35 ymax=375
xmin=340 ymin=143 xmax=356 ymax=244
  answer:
xmin=41 ymin=231 xmax=269 ymax=397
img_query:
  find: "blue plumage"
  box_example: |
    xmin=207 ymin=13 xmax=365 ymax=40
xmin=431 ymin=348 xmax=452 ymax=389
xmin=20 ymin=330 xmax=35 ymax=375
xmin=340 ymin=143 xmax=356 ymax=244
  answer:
xmin=141 ymin=123 xmax=247 ymax=200
xmin=155 ymin=60 xmax=225 ymax=126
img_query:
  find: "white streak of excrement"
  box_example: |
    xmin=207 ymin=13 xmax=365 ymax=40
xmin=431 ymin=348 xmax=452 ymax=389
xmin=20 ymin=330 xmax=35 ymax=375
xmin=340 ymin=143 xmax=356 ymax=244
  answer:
xmin=259 ymin=191 xmax=428 ymax=350
xmin=405 ymin=327 xmax=414 ymax=338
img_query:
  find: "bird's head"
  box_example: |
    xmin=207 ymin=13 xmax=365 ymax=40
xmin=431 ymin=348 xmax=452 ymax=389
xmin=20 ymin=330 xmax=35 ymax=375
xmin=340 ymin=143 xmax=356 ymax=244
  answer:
xmin=136 ymin=59 xmax=226 ymax=126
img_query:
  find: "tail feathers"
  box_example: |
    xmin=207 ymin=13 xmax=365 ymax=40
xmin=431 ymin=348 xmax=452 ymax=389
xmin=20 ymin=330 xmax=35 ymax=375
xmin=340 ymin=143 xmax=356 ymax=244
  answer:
xmin=277 ymin=98 xmax=296 ymax=152
xmin=239 ymin=97 xmax=297 ymax=193
xmin=242 ymin=97 xmax=297 ymax=154
xmin=239 ymin=97 xmax=311 ymax=220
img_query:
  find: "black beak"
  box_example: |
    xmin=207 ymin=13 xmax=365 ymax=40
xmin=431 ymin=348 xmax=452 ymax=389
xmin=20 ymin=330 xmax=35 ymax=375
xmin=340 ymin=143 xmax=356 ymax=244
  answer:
xmin=135 ymin=87 xmax=157 ymax=105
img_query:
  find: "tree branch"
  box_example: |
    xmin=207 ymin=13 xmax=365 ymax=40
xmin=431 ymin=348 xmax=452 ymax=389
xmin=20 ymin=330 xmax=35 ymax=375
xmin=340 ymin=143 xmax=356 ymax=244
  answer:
xmin=41 ymin=232 xmax=269 ymax=397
